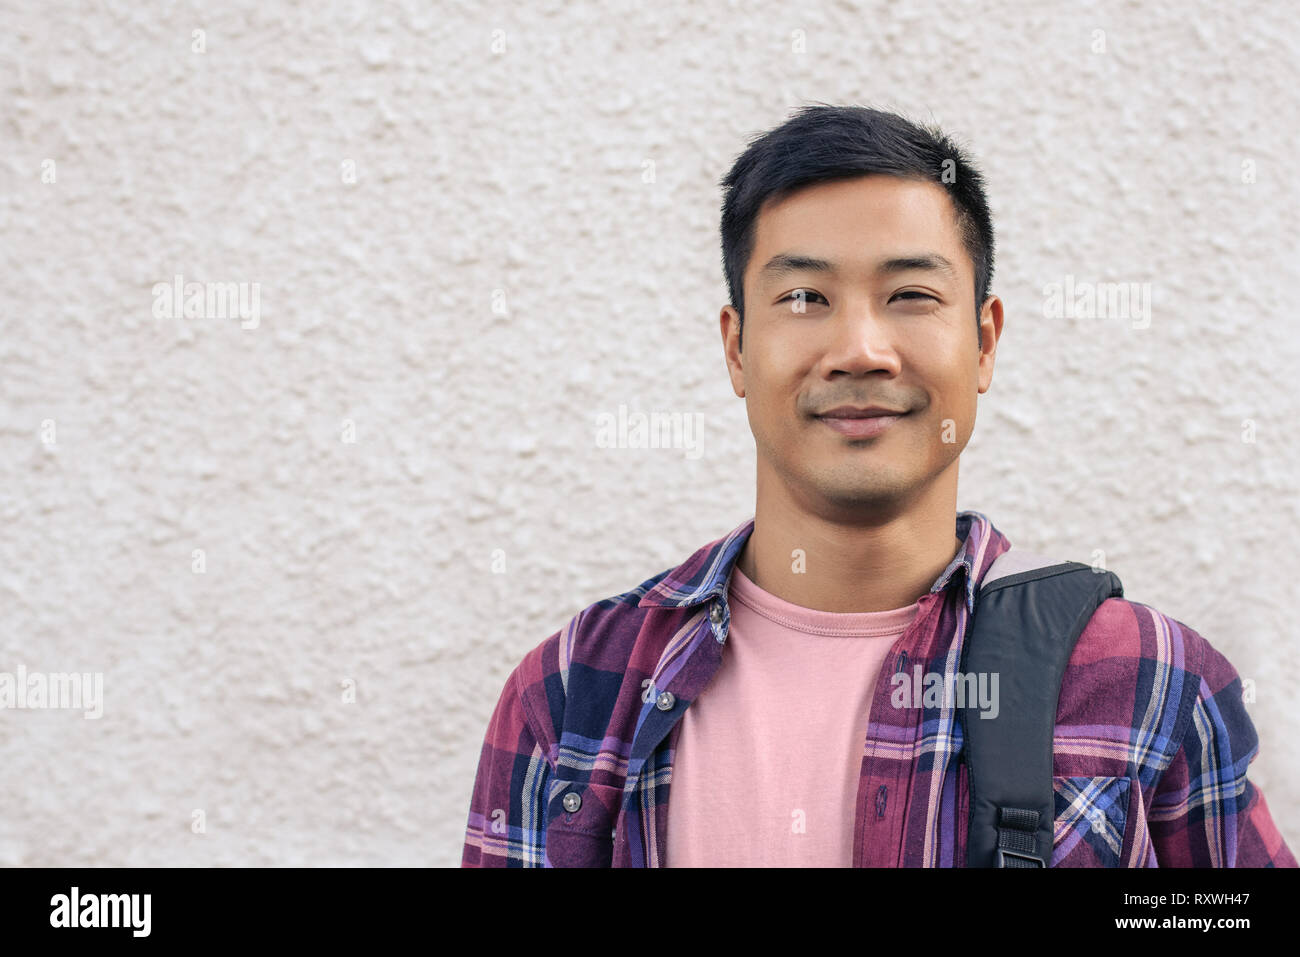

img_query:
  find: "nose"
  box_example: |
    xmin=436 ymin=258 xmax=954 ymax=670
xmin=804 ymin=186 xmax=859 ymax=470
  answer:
xmin=817 ymin=301 xmax=902 ymax=378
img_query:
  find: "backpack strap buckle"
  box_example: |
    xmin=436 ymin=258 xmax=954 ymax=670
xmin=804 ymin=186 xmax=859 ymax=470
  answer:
xmin=995 ymin=806 xmax=1045 ymax=867
xmin=995 ymin=848 xmax=1046 ymax=868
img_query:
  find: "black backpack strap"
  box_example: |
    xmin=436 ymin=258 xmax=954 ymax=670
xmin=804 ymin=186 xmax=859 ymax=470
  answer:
xmin=961 ymin=548 xmax=1123 ymax=867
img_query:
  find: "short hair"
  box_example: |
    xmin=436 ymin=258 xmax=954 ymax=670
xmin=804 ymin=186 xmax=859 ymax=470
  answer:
xmin=718 ymin=103 xmax=995 ymax=351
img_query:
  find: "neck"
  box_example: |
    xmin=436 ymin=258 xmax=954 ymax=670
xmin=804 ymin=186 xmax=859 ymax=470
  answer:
xmin=736 ymin=460 xmax=964 ymax=613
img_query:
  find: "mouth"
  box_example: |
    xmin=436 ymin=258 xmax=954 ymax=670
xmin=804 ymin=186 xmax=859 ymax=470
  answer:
xmin=813 ymin=410 xmax=908 ymax=439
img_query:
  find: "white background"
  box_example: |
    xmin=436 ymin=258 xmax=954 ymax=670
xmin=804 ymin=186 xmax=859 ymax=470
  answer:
xmin=1 ymin=0 xmax=1296 ymax=866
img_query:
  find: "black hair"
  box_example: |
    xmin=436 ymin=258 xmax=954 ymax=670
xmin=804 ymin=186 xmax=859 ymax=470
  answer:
xmin=718 ymin=103 xmax=995 ymax=351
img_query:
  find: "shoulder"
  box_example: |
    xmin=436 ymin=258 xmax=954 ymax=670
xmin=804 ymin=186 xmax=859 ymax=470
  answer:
xmin=502 ymin=562 xmax=690 ymax=749
xmin=1061 ymin=595 xmax=1249 ymax=773
xmin=1074 ymin=596 xmax=1206 ymax=669
xmin=539 ymin=562 xmax=686 ymax=680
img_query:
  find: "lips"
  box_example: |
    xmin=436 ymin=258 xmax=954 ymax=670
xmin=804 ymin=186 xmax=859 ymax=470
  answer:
xmin=814 ymin=408 xmax=907 ymax=438
xmin=815 ymin=404 xmax=908 ymax=418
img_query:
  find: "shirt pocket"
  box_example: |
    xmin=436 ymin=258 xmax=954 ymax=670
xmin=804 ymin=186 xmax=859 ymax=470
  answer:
xmin=1050 ymin=775 xmax=1133 ymax=867
xmin=544 ymin=781 xmax=623 ymax=868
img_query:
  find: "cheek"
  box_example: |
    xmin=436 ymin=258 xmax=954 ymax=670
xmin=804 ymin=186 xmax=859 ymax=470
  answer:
xmin=745 ymin=382 xmax=804 ymax=446
xmin=913 ymin=365 xmax=977 ymax=436
xmin=747 ymin=356 xmax=801 ymax=412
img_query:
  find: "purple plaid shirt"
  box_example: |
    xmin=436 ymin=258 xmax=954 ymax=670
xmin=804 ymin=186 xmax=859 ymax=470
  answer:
xmin=462 ymin=510 xmax=1296 ymax=867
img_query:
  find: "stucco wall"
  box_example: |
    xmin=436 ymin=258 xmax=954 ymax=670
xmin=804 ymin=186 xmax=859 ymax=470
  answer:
xmin=1 ymin=0 xmax=1296 ymax=866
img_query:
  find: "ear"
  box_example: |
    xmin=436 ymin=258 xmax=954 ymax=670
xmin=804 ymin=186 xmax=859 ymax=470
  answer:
xmin=976 ymin=295 xmax=1003 ymax=395
xmin=721 ymin=304 xmax=745 ymax=398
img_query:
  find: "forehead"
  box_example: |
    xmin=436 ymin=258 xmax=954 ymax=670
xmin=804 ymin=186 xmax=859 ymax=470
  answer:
xmin=747 ymin=176 xmax=969 ymax=281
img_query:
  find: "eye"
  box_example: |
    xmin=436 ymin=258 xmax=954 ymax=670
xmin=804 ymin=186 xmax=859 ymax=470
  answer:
xmin=892 ymin=291 xmax=937 ymax=302
xmin=778 ymin=289 xmax=828 ymax=306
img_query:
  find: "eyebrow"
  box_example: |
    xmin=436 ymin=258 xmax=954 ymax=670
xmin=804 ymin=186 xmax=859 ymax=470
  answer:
xmin=757 ymin=252 xmax=959 ymax=287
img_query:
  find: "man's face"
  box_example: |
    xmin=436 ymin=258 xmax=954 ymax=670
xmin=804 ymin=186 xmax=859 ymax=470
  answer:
xmin=721 ymin=174 xmax=1002 ymax=516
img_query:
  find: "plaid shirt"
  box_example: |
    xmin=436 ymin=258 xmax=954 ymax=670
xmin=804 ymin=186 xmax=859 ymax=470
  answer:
xmin=462 ymin=510 xmax=1296 ymax=867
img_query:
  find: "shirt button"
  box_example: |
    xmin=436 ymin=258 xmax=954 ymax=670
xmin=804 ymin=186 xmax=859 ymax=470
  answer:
xmin=709 ymin=604 xmax=723 ymax=624
xmin=656 ymin=691 xmax=676 ymax=711
xmin=562 ymin=791 xmax=581 ymax=813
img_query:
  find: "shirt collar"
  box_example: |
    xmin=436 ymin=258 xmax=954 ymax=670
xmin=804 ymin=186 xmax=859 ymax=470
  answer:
xmin=637 ymin=510 xmax=1008 ymax=617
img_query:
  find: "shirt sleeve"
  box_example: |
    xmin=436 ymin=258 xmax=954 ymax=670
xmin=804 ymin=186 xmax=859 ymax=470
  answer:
xmin=461 ymin=649 xmax=557 ymax=867
xmin=1146 ymin=631 xmax=1297 ymax=867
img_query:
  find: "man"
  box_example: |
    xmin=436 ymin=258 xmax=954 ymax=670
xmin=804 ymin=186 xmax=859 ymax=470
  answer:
xmin=461 ymin=104 xmax=1296 ymax=867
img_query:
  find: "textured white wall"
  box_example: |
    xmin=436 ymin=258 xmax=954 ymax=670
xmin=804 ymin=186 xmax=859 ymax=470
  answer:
xmin=1 ymin=0 xmax=1296 ymax=867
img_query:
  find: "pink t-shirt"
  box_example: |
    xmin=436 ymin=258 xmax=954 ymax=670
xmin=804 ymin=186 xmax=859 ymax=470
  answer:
xmin=664 ymin=564 xmax=920 ymax=867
